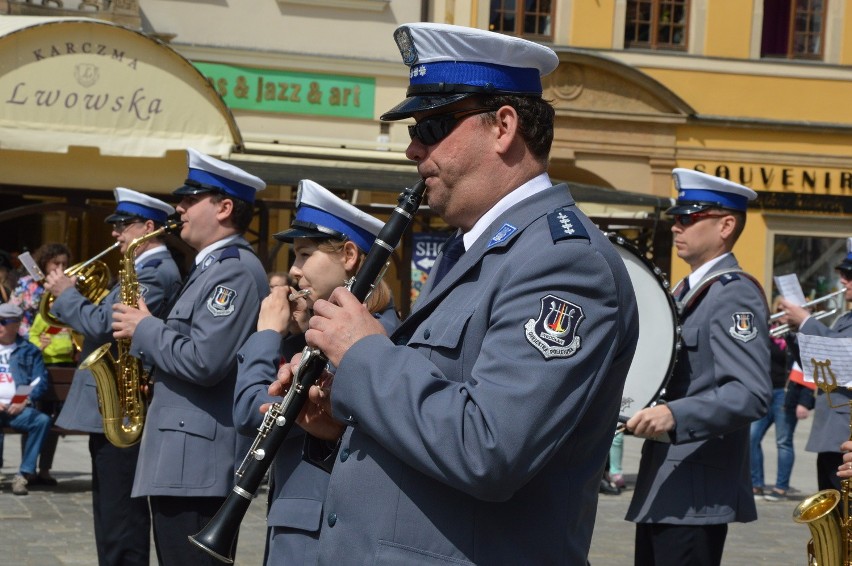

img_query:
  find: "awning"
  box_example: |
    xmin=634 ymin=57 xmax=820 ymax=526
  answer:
xmin=0 ymin=16 xmax=240 ymax=157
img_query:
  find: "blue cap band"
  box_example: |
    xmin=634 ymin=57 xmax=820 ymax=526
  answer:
xmin=295 ymin=206 xmax=376 ymax=252
xmin=677 ymin=188 xmax=748 ymax=211
xmin=114 ymin=201 xmax=168 ymax=224
xmin=187 ymin=168 xmax=256 ymax=203
xmin=408 ymin=61 xmax=542 ymax=94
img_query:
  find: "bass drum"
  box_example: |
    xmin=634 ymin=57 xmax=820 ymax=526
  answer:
xmin=609 ymin=234 xmax=680 ymax=424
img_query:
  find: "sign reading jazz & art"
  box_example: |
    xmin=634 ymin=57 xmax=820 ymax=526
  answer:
xmin=193 ymin=62 xmax=375 ymax=119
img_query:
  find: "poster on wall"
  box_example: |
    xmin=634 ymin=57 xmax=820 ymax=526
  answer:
xmin=411 ymin=233 xmax=449 ymax=304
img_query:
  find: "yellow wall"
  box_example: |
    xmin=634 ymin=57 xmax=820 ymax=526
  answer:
xmin=702 ymin=0 xmax=754 ymax=59
xmin=568 ymin=0 xmax=616 ymax=49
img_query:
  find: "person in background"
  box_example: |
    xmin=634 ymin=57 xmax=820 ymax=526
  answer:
xmin=0 ymin=251 xmax=13 ymax=303
xmin=235 ymin=179 xmax=398 ymax=566
xmin=112 ymin=148 xmax=268 ymax=566
xmin=10 ymin=243 xmax=71 ymax=337
xmin=272 ymin=23 xmax=639 ymax=565
xmin=0 ymin=302 xmax=51 ymax=496
xmin=750 ymin=297 xmax=813 ymax=501
xmin=779 ymin=238 xmax=852 ymax=493
xmin=9 ymin=242 xmax=71 ymax=486
xmin=45 ymin=189 xmax=181 ymax=566
xmin=625 ymin=168 xmax=771 ymax=566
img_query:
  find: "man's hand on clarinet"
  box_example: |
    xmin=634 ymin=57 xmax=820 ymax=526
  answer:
xmin=305 ymin=287 xmax=386 ymax=368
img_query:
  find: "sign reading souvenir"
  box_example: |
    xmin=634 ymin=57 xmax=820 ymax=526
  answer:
xmin=688 ymin=162 xmax=852 ymax=197
xmin=411 ymin=232 xmax=447 ymax=303
xmin=193 ymin=62 xmax=375 ymax=119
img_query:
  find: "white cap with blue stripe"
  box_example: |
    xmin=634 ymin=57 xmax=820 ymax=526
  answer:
xmin=173 ymin=148 xmax=266 ymax=204
xmin=106 ymin=187 xmax=175 ymax=225
xmin=273 ymin=179 xmax=384 ymax=252
xmin=381 ymin=23 xmax=559 ymax=121
xmin=667 ymin=168 xmax=758 ymax=215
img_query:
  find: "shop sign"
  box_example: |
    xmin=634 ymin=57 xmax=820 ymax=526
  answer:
xmin=193 ymin=62 xmax=375 ymax=119
xmin=411 ymin=233 xmax=448 ymax=303
xmin=692 ymin=163 xmax=852 ymax=197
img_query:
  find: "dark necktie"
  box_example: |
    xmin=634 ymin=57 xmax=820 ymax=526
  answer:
xmin=431 ymin=233 xmax=465 ymax=287
xmin=677 ymin=277 xmax=691 ymax=300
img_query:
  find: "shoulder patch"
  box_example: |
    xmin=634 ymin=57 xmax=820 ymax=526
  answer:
xmin=207 ymin=285 xmax=237 ymax=317
xmin=548 ymin=209 xmax=589 ymax=243
xmin=729 ymin=311 xmax=758 ymax=342
xmin=720 ymin=273 xmax=741 ymax=285
xmin=524 ymin=294 xmax=585 ymax=359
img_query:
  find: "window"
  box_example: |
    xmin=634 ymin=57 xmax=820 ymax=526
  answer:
xmin=624 ymin=0 xmax=689 ymax=51
xmin=761 ymin=0 xmax=827 ymax=60
xmin=489 ymin=0 xmax=553 ymax=40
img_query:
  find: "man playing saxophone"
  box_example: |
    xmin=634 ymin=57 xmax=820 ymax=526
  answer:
xmin=112 ymin=149 xmax=268 ymax=566
xmin=43 ymin=188 xmax=181 ymax=566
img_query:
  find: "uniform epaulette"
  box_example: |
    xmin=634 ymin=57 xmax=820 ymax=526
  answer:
xmin=548 ymin=208 xmax=589 ymax=243
xmin=140 ymin=258 xmax=163 ymax=269
xmin=217 ymin=245 xmax=243 ymax=262
xmin=719 ymin=273 xmax=740 ymax=285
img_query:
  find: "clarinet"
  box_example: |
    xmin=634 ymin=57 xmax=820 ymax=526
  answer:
xmin=189 ymin=179 xmax=427 ymax=563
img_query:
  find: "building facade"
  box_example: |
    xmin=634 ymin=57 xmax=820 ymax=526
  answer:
xmin=1 ymin=0 xmax=849 ymax=313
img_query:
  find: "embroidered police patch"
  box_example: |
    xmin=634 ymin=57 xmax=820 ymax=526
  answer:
xmin=548 ymin=209 xmax=589 ymax=243
xmin=729 ymin=311 xmax=758 ymax=342
xmin=524 ymin=294 xmax=585 ymax=359
xmin=207 ymin=285 xmax=237 ymax=317
xmin=488 ymin=223 xmax=517 ymax=248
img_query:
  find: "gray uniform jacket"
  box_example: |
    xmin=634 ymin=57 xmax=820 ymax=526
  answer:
xmin=54 ymin=248 xmax=181 ymax=433
xmin=626 ymin=253 xmax=771 ymax=525
xmin=314 ymin=184 xmax=639 ymax=565
xmin=234 ymin=303 xmax=399 ymax=566
xmin=129 ymin=237 xmax=267 ymax=498
xmin=802 ymin=311 xmax=852 ymax=454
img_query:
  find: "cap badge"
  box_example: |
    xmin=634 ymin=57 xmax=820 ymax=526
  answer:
xmin=395 ymin=27 xmax=418 ymax=65
xmin=525 ymin=294 xmax=584 ymax=359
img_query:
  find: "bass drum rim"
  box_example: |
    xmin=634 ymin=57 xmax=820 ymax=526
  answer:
xmin=608 ymin=233 xmax=680 ymax=423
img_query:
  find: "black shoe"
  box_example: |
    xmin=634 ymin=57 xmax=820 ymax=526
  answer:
xmin=599 ymin=478 xmax=621 ymax=495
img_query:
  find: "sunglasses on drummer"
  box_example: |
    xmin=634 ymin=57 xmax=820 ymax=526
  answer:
xmin=673 ymin=211 xmax=729 ymax=227
xmin=408 ymin=108 xmax=495 ymax=146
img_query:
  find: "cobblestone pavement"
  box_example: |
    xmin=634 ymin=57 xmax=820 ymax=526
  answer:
xmin=0 ymin=415 xmax=823 ymax=565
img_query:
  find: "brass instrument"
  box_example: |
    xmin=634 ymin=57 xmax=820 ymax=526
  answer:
xmin=79 ymin=220 xmax=183 ymax=448
xmin=793 ymin=359 xmax=852 ymax=566
xmin=770 ymin=290 xmax=847 ymax=338
xmin=38 ymin=242 xmax=120 ymax=328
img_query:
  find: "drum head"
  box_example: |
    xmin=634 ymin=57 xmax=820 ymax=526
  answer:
xmin=609 ymin=236 xmax=679 ymax=422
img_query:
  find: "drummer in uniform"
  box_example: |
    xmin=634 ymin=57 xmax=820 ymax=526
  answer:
xmin=625 ymin=168 xmax=771 ymax=566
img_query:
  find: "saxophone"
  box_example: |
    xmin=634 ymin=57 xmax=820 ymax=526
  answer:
xmin=793 ymin=359 xmax=852 ymax=566
xmin=79 ymin=220 xmax=183 ymax=448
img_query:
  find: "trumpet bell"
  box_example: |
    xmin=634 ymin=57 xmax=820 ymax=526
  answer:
xmin=39 ymin=259 xmax=112 ymax=328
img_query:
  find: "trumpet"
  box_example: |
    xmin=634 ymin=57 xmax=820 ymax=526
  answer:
xmin=770 ymin=290 xmax=847 ymax=338
xmin=39 ymin=242 xmax=121 ymax=329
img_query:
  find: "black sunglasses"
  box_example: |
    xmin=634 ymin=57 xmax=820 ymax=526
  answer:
xmin=408 ymin=107 xmax=495 ymax=146
xmin=112 ymin=219 xmax=143 ymax=233
xmin=673 ymin=211 xmax=729 ymax=227
xmin=0 ymin=318 xmax=20 ymax=326
xmin=839 ymin=269 xmax=852 ymax=280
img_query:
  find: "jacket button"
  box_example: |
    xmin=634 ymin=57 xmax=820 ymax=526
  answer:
xmin=327 ymin=513 xmax=337 ymax=527
xmin=237 ymin=354 xmax=244 ymax=363
xmin=179 ymin=421 xmax=185 ymax=427
xmin=340 ymin=448 xmax=349 ymax=462
xmin=423 ymin=329 xmax=431 ymax=339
